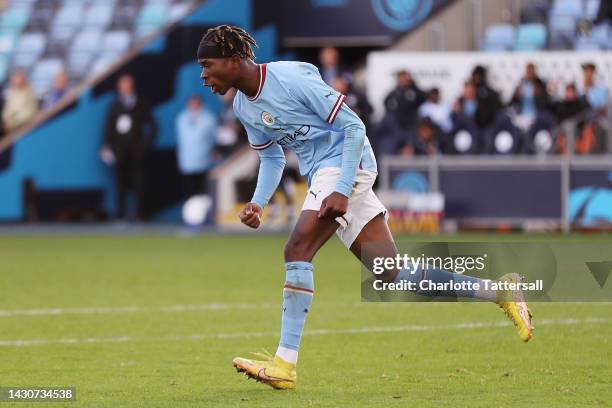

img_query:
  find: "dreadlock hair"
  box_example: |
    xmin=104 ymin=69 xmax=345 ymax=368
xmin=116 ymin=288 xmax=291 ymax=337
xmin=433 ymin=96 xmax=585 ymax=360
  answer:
xmin=198 ymin=25 xmax=258 ymax=60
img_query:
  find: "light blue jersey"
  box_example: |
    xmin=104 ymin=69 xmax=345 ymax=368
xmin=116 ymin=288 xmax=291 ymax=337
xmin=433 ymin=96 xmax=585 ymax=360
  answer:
xmin=233 ymin=61 xmax=377 ymax=208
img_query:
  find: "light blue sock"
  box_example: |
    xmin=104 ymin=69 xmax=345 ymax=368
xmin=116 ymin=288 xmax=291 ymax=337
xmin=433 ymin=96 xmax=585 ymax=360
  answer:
xmin=394 ymin=264 xmax=494 ymax=300
xmin=279 ymin=261 xmax=314 ymax=351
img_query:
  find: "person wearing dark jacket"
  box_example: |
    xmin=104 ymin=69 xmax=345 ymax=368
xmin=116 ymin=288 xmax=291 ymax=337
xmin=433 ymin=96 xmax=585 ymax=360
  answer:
xmin=100 ymin=74 xmax=158 ymax=221
xmin=552 ymin=84 xmax=589 ymax=122
xmin=384 ymin=69 xmax=426 ymax=131
xmin=509 ymin=63 xmax=551 ymax=117
xmin=470 ymin=65 xmax=502 ymax=130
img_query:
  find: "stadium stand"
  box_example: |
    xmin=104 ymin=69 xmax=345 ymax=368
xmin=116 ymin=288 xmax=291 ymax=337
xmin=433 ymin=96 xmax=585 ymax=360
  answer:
xmin=481 ymin=0 xmax=611 ymax=52
xmin=0 ymin=0 xmax=196 ymax=92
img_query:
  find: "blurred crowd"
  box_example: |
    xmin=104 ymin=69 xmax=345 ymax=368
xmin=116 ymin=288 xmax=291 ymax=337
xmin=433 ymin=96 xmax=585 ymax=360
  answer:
xmin=0 ymin=69 xmax=71 ymax=138
xmin=370 ymin=61 xmax=609 ymax=156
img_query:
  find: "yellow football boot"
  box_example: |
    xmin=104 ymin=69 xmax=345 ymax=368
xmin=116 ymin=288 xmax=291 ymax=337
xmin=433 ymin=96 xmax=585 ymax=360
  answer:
xmin=233 ymin=350 xmax=297 ymax=390
xmin=496 ymin=273 xmax=534 ymax=342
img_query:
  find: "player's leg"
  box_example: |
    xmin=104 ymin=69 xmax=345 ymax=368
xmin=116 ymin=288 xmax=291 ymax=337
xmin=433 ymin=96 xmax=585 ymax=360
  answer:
xmin=276 ymin=210 xmax=339 ymax=359
xmin=349 ymin=213 xmax=533 ymax=341
xmin=350 ymin=213 xmax=498 ymax=299
xmin=233 ymin=210 xmax=339 ymax=389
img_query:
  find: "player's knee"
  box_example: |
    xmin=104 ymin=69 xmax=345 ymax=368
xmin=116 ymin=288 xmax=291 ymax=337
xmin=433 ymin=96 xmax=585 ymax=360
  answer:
xmin=284 ymin=237 xmax=314 ymax=262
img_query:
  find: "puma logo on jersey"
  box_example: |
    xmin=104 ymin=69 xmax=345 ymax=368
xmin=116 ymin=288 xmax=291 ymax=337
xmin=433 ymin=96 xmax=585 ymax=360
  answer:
xmin=308 ymin=190 xmax=322 ymax=200
xmin=324 ymin=91 xmax=335 ymax=99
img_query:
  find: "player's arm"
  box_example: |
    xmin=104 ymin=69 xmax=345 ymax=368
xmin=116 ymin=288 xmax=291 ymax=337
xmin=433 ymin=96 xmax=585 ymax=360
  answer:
xmin=291 ymin=64 xmax=365 ymax=218
xmin=330 ymin=105 xmax=366 ymax=197
xmin=239 ymin=124 xmax=286 ymax=229
xmin=318 ymin=104 xmax=365 ymax=219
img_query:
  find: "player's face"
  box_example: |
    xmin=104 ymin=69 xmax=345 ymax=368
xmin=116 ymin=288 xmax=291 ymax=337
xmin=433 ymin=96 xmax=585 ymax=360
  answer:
xmin=199 ymin=57 xmax=238 ymax=95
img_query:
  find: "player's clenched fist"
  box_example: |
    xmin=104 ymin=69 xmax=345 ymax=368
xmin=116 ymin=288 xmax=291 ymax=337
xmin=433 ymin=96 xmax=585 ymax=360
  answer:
xmin=239 ymin=202 xmax=263 ymax=229
xmin=318 ymin=192 xmax=348 ymax=220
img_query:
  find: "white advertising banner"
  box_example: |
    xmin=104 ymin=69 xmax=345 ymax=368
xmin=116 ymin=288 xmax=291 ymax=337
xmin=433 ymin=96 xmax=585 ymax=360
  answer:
xmin=366 ymin=51 xmax=612 ymax=121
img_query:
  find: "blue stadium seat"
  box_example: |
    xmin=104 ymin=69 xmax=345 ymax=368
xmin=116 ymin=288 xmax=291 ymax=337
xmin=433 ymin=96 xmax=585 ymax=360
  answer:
xmin=169 ymin=3 xmax=191 ymax=23
xmin=52 ymin=4 xmax=84 ymax=29
xmin=68 ymin=30 xmax=103 ymax=78
xmin=30 ymin=58 xmax=64 ymax=97
xmin=551 ymin=0 xmax=584 ymax=19
xmin=136 ymin=4 xmax=167 ymax=37
xmin=102 ymin=31 xmax=132 ymax=55
xmin=71 ymin=30 xmax=103 ymax=55
xmin=514 ymin=24 xmax=547 ymax=50
xmin=138 ymin=4 xmax=167 ymax=25
xmin=90 ymin=56 xmax=117 ymax=76
xmin=0 ymin=7 xmax=31 ymax=32
xmin=481 ymin=24 xmax=515 ymax=51
xmin=13 ymin=32 xmax=46 ymax=69
xmin=68 ymin=51 xmax=95 ymax=78
xmin=549 ymin=14 xmax=577 ymax=35
xmin=50 ymin=5 xmax=84 ymax=43
xmin=0 ymin=32 xmax=18 ymax=54
xmin=84 ymin=4 xmax=115 ymax=30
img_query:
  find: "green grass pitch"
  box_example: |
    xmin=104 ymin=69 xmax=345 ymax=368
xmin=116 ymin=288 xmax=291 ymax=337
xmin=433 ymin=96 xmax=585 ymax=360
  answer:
xmin=1 ymin=233 xmax=611 ymax=407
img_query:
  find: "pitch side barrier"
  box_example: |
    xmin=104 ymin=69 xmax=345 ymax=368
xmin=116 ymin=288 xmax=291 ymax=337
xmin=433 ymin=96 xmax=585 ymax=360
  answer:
xmin=380 ymin=153 xmax=612 ymax=232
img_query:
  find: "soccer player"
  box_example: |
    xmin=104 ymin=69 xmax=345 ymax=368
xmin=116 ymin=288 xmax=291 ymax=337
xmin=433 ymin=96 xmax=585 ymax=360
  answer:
xmin=196 ymin=25 xmax=534 ymax=390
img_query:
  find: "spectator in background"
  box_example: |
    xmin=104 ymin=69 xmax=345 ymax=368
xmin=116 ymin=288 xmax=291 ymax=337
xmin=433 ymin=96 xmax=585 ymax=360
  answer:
xmin=452 ymin=81 xmax=483 ymax=151
xmin=453 ymin=81 xmax=479 ymax=120
xmin=509 ymin=63 xmax=551 ymax=121
xmin=552 ymin=83 xmax=590 ymax=155
xmin=384 ymin=69 xmax=425 ymax=132
xmin=575 ymin=63 xmax=609 ymax=154
xmin=553 ymin=83 xmax=588 ymax=122
xmin=400 ymin=118 xmax=440 ymax=157
xmin=508 ymin=63 xmax=556 ymax=153
xmin=318 ymin=46 xmax=347 ymax=85
xmin=418 ymin=88 xmax=452 ymax=134
xmin=470 ymin=65 xmax=502 ymax=130
xmin=581 ymin=62 xmax=609 ymax=116
xmin=100 ymin=73 xmax=157 ymax=221
xmin=331 ymin=74 xmax=373 ymax=129
xmin=175 ymin=95 xmax=217 ymax=198
xmin=42 ymin=71 xmax=70 ymax=110
xmin=1 ymin=70 xmax=38 ymax=134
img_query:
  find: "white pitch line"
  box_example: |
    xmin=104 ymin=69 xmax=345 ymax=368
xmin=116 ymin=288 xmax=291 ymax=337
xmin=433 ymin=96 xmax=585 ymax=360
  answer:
xmin=0 ymin=302 xmax=413 ymax=317
xmin=0 ymin=317 xmax=609 ymax=347
xmin=0 ymin=303 xmax=279 ymax=317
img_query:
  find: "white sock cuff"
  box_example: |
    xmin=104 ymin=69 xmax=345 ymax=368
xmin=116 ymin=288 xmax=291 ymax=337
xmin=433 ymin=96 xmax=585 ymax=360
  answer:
xmin=276 ymin=346 xmax=298 ymax=364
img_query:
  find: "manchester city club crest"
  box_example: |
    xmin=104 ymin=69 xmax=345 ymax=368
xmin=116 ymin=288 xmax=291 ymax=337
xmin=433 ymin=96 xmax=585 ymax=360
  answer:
xmin=371 ymin=0 xmax=433 ymax=31
xmin=261 ymin=111 xmax=275 ymax=126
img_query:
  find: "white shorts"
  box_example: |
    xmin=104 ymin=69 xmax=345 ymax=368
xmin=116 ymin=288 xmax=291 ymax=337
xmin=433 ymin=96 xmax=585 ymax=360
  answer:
xmin=301 ymin=167 xmax=388 ymax=248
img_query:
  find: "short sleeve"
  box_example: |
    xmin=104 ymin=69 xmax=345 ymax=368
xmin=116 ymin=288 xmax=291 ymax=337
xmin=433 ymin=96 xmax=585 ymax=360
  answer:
xmin=237 ymin=120 xmax=272 ymax=151
xmin=233 ymin=95 xmax=275 ymax=151
xmin=290 ymin=63 xmax=347 ymax=125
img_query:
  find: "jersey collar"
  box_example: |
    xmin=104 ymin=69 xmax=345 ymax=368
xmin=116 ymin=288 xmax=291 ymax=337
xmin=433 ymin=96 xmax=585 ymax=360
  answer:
xmin=247 ymin=64 xmax=267 ymax=102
